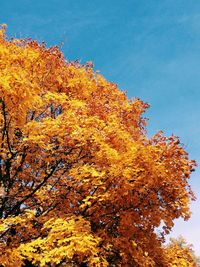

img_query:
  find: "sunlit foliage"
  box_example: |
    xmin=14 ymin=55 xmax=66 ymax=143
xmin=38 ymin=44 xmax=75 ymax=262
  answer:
xmin=164 ymin=236 xmax=199 ymax=267
xmin=0 ymin=24 xmax=197 ymax=266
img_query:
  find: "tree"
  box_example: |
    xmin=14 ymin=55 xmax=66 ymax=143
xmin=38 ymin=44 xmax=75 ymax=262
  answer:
xmin=164 ymin=236 xmax=200 ymax=267
xmin=0 ymin=24 xmax=197 ymax=266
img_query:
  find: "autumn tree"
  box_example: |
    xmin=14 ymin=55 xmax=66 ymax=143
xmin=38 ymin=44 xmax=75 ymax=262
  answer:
xmin=0 ymin=24 xmax=197 ymax=266
xmin=164 ymin=236 xmax=200 ymax=267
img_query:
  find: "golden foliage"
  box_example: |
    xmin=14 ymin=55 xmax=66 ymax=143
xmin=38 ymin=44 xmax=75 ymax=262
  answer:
xmin=164 ymin=237 xmax=198 ymax=267
xmin=0 ymin=24 xmax=197 ymax=266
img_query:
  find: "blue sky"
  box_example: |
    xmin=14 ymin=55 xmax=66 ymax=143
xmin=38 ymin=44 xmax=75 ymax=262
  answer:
xmin=1 ymin=0 xmax=200 ymax=254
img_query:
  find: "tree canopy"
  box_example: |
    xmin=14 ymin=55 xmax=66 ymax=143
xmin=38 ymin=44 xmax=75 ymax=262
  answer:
xmin=0 ymin=24 xmax=197 ymax=266
xmin=164 ymin=236 xmax=200 ymax=267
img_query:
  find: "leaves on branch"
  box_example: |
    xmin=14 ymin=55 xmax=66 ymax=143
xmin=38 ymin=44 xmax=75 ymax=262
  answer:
xmin=0 ymin=24 xmax=198 ymax=267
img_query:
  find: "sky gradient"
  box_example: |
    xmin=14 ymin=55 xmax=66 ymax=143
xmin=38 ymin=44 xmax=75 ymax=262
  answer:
xmin=1 ymin=0 xmax=200 ymax=254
